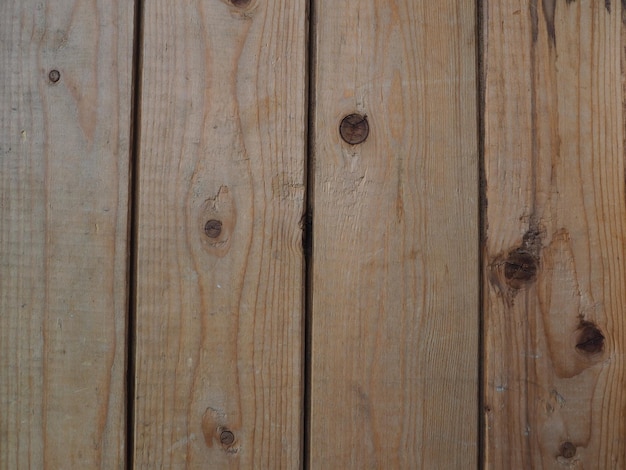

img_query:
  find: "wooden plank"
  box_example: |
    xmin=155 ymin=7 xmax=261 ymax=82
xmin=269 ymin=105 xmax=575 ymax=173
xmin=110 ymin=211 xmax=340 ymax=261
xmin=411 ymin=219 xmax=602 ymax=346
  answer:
xmin=0 ymin=0 xmax=134 ymax=468
xmin=483 ymin=0 xmax=626 ymax=467
xmin=308 ymin=1 xmax=479 ymax=467
xmin=133 ymin=0 xmax=307 ymax=467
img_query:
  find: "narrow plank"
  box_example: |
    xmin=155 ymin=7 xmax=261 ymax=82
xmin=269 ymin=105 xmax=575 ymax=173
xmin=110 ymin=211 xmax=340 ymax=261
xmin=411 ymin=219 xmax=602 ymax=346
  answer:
xmin=134 ymin=0 xmax=307 ymax=467
xmin=309 ymin=1 xmax=479 ymax=467
xmin=483 ymin=0 xmax=626 ymax=467
xmin=0 ymin=0 xmax=134 ymax=468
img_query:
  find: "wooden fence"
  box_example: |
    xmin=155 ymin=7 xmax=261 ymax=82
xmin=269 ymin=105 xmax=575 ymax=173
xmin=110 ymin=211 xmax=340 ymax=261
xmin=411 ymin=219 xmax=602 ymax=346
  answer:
xmin=1 ymin=0 xmax=625 ymax=468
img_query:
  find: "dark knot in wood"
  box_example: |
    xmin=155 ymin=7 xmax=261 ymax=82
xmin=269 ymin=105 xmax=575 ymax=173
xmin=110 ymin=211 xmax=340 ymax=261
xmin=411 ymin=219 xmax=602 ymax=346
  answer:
xmin=503 ymin=249 xmax=538 ymax=289
xmin=559 ymin=441 xmax=576 ymax=459
xmin=576 ymin=322 xmax=604 ymax=355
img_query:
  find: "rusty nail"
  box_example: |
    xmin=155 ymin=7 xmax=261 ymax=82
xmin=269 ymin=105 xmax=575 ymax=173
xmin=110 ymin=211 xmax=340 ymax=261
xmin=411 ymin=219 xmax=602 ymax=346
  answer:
xmin=48 ymin=70 xmax=60 ymax=83
xmin=204 ymin=219 xmax=222 ymax=238
xmin=340 ymin=113 xmax=369 ymax=145
xmin=220 ymin=430 xmax=235 ymax=446
xmin=559 ymin=441 xmax=576 ymax=459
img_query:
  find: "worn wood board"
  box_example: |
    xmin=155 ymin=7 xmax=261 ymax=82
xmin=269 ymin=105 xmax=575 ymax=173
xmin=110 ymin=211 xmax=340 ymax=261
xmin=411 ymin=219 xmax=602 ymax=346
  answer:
xmin=309 ymin=0 xmax=479 ymax=467
xmin=482 ymin=0 xmax=626 ymax=467
xmin=134 ymin=0 xmax=308 ymax=467
xmin=0 ymin=0 xmax=134 ymax=467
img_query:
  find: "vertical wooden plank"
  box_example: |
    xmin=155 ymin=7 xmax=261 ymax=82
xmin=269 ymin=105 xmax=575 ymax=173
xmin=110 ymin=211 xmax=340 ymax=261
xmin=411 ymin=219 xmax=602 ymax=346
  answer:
xmin=0 ymin=0 xmax=134 ymax=468
xmin=134 ymin=0 xmax=307 ymax=467
xmin=309 ymin=1 xmax=478 ymax=467
xmin=483 ymin=0 xmax=626 ymax=467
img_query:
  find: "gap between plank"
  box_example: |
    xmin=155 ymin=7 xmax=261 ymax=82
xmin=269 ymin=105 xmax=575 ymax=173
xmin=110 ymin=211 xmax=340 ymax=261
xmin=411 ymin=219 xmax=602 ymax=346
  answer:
xmin=303 ymin=0 xmax=317 ymax=467
xmin=476 ymin=0 xmax=486 ymax=468
xmin=126 ymin=0 xmax=144 ymax=467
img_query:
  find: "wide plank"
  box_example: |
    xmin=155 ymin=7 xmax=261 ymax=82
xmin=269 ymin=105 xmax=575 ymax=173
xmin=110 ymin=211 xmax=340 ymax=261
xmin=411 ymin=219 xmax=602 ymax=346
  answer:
xmin=134 ymin=0 xmax=307 ymax=467
xmin=482 ymin=0 xmax=626 ymax=467
xmin=0 ymin=0 xmax=134 ymax=468
xmin=308 ymin=1 xmax=479 ymax=467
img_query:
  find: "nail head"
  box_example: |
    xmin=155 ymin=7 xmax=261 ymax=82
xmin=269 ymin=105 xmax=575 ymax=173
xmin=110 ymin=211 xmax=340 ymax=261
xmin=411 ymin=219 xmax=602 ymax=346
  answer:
xmin=340 ymin=113 xmax=369 ymax=145
xmin=220 ymin=430 xmax=235 ymax=446
xmin=204 ymin=219 xmax=223 ymax=238
xmin=48 ymin=69 xmax=60 ymax=83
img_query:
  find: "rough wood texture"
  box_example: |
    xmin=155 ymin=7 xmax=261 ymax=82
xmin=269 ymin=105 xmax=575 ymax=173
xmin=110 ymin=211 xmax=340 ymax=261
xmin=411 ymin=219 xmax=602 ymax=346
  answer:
xmin=483 ymin=1 xmax=626 ymax=467
xmin=308 ymin=1 xmax=479 ymax=467
xmin=0 ymin=0 xmax=134 ymax=468
xmin=134 ymin=0 xmax=307 ymax=467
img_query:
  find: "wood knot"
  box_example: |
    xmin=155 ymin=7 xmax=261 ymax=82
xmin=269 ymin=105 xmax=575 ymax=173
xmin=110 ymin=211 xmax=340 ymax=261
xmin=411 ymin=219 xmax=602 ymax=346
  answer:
xmin=503 ymin=249 xmax=538 ymax=289
xmin=559 ymin=441 xmax=576 ymax=459
xmin=575 ymin=321 xmax=604 ymax=356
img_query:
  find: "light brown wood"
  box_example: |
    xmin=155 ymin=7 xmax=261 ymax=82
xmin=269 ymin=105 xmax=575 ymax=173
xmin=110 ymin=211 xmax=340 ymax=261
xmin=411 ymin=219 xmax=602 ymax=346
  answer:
xmin=0 ymin=0 xmax=134 ymax=468
xmin=483 ymin=1 xmax=626 ymax=467
xmin=308 ymin=1 xmax=479 ymax=467
xmin=133 ymin=0 xmax=307 ymax=467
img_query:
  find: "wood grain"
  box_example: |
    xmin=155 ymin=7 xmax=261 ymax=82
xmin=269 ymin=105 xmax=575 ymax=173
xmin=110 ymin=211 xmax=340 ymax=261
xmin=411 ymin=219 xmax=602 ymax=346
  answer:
xmin=133 ymin=0 xmax=307 ymax=467
xmin=0 ymin=0 xmax=134 ymax=468
xmin=482 ymin=0 xmax=626 ymax=467
xmin=308 ymin=1 xmax=479 ymax=467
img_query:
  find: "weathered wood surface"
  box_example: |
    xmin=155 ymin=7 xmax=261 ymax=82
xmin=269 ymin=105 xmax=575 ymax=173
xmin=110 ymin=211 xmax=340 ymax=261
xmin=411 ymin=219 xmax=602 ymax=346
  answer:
xmin=5 ymin=1 xmax=626 ymax=467
xmin=308 ymin=1 xmax=479 ymax=467
xmin=0 ymin=0 xmax=134 ymax=468
xmin=482 ymin=0 xmax=626 ymax=467
xmin=133 ymin=0 xmax=307 ymax=467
